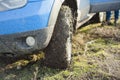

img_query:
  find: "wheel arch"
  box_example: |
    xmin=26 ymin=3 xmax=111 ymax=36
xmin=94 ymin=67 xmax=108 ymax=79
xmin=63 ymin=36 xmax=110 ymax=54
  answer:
xmin=63 ymin=0 xmax=78 ymax=31
xmin=48 ymin=0 xmax=77 ymax=25
xmin=48 ymin=0 xmax=78 ymax=34
xmin=47 ymin=0 xmax=78 ymax=48
xmin=63 ymin=0 xmax=77 ymax=12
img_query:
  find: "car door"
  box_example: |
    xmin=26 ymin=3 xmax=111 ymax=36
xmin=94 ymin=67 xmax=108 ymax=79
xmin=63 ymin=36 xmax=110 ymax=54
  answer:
xmin=90 ymin=0 xmax=120 ymax=13
xmin=76 ymin=0 xmax=120 ymax=28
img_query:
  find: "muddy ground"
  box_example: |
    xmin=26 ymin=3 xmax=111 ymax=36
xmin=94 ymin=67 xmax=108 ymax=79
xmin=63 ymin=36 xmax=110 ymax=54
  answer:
xmin=0 ymin=20 xmax=120 ymax=80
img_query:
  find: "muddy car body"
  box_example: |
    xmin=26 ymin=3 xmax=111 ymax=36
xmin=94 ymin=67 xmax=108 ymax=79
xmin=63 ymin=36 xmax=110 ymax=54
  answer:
xmin=0 ymin=0 xmax=120 ymax=68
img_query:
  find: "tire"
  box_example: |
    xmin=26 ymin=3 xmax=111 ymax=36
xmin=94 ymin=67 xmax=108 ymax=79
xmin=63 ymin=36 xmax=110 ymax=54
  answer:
xmin=43 ymin=5 xmax=73 ymax=69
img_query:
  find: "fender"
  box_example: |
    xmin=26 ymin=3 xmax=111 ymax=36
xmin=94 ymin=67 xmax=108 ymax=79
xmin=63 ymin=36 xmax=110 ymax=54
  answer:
xmin=0 ymin=0 xmax=55 ymax=35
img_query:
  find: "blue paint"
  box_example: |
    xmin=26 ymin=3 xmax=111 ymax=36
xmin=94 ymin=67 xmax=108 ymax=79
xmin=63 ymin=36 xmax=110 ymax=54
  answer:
xmin=0 ymin=0 xmax=55 ymax=35
xmin=90 ymin=0 xmax=120 ymax=4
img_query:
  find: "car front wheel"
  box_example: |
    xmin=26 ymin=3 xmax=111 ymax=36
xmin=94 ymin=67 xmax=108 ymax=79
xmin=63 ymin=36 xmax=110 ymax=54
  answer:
xmin=43 ymin=5 xmax=73 ymax=69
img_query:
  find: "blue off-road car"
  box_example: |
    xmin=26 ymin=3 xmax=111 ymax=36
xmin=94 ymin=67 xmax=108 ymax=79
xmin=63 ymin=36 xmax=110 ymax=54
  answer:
xmin=0 ymin=0 xmax=120 ymax=69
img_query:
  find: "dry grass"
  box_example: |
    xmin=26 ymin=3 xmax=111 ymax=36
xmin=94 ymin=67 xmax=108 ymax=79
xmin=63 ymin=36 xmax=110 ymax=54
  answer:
xmin=90 ymin=26 xmax=120 ymax=41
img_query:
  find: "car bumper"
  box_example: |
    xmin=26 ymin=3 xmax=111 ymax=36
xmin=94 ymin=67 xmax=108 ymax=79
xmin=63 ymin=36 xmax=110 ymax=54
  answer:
xmin=0 ymin=26 xmax=53 ymax=55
